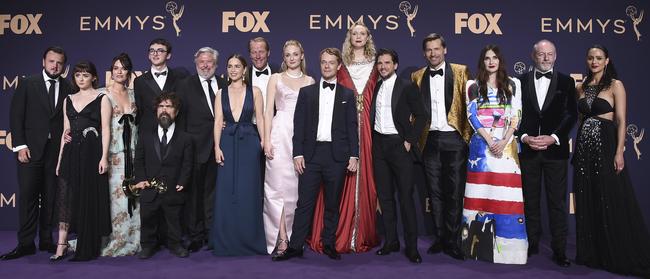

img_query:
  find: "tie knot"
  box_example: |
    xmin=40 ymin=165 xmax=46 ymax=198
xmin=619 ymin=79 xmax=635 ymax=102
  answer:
xmin=535 ymin=71 xmax=552 ymax=80
xmin=163 ymin=128 xmax=168 ymax=133
xmin=430 ymin=68 xmax=443 ymax=77
xmin=322 ymin=81 xmax=335 ymax=90
xmin=205 ymin=78 xmax=212 ymax=84
xmin=48 ymin=79 xmax=57 ymax=85
xmin=255 ymin=69 xmax=269 ymax=77
xmin=154 ymin=71 xmax=167 ymax=77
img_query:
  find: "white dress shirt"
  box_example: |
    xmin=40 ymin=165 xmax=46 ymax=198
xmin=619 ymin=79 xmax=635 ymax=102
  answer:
xmin=158 ymin=122 xmax=176 ymax=143
xmin=521 ymin=68 xmax=559 ymax=145
xmin=428 ymin=62 xmax=455 ymax=131
xmin=374 ymin=74 xmax=398 ymax=135
xmin=316 ymin=78 xmax=336 ymax=142
xmin=151 ymin=66 xmax=169 ymax=90
xmin=251 ymin=64 xmax=271 ymax=106
xmin=200 ymin=75 xmax=219 ymax=116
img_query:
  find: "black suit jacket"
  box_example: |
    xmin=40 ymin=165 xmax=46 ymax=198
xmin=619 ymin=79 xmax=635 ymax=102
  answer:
xmin=418 ymin=64 xmax=455 ymax=118
xmin=9 ymin=74 xmax=72 ymax=161
xmin=370 ymin=77 xmax=427 ymax=159
xmin=293 ymin=83 xmax=358 ymax=162
xmin=134 ymin=68 xmax=188 ymax=133
xmin=176 ymin=74 xmax=227 ymax=163
xmin=134 ymin=126 xmax=193 ymax=205
xmin=245 ymin=63 xmax=279 ymax=85
xmin=517 ymin=71 xmax=577 ymax=159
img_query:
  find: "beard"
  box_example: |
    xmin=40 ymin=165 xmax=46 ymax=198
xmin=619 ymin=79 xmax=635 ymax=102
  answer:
xmin=158 ymin=112 xmax=174 ymax=129
xmin=44 ymin=68 xmax=62 ymax=79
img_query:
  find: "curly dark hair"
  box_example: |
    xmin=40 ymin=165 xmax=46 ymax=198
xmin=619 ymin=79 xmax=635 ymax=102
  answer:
xmin=153 ymin=91 xmax=181 ymax=111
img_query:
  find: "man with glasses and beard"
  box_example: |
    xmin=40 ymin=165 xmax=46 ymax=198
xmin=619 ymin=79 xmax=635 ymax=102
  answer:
xmin=134 ymin=92 xmax=193 ymax=259
xmin=2 ymin=46 xmax=73 ymax=260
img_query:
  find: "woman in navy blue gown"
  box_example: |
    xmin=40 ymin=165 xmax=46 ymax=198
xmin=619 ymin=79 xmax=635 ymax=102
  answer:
xmin=210 ymin=54 xmax=267 ymax=256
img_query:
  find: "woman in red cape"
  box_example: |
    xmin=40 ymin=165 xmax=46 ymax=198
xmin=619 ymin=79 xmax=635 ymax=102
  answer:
xmin=307 ymin=22 xmax=380 ymax=253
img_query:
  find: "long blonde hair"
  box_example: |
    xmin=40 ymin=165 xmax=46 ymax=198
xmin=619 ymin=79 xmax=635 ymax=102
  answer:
xmin=341 ymin=21 xmax=376 ymax=66
xmin=280 ymin=39 xmax=306 ymax=73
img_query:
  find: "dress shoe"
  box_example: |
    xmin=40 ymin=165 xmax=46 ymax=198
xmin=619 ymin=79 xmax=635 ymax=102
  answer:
xmin=527 ymin=244 xmax=539 ymax=257
xmin=444 ymin=248 xmax=465 ymax=261
xmin=376 ymin=243 xmax=400 ymax=256
xmin=138 ymin=246 xmax=159 ymax=259
xmin=322 ymin=245 xmax=341 ymax=260
xmin=0 ymin=245 xmax=36 ymax=260
xmin=169 ymin=246 xmax=189 ymax=258
xmin=39 ymin=242 xmax=56 ymax=253
xmin=426 ymin=241 xmax=443 ymax=254
xmin=187 ymin=240 xmax=204 ymax=253
xmin=552 ymin=254 xmax=571 ymax=267
xmin=272 ymin=247 xmax=303 ymax=261
xmin=405 ymin=249 xmax=422 ymax=264
xmin=49 ymin=243 xmax=70 ymax=262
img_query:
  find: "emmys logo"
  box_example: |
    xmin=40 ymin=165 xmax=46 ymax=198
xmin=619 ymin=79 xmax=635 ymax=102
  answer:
xmin=399 ymin=1 xmax=418 ymax=37
xmin=1 ymin=193 xmax=16 ymax=208
xmin=455 ymin=13 xmax=503 ymax=35
xmin=2 ymin=75 xmax=20 ymax=91
xmin=513 ymin=61 xmax=534 ymax=75
xmin=627 ymin=124 xmax=644 ymax=160
xmin=166 ymin=1 xmax=184 ymax=37
xmin=0 ymin=14 xmax=43 ymax=35
xmin=222 ymin=11 xmax=270 ymax=33
xmin=626 ymin=5 xmax=644 ymax=41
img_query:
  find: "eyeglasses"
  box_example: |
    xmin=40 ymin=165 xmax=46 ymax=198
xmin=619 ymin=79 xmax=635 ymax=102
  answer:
xmin=149 ymin=48 xmax=168 ymax=55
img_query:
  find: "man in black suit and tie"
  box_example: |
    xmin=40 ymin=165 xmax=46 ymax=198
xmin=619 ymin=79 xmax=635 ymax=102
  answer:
xmin=518 ymin=39 xmax=577 ymax=267
xmin=410 ymin=34 xmax=472 ymax=260
xmin=371 ymin=49 xmax=427 ymax=263
xmin=135 ymin=38 xmax=188 ymax=134
xmin=273 ymin=48 xmax=358 ymax=261
xmin=135 ymin=92 xmax=193 ymax=259
xmin=176 ymin=47 xmax=226 ymax=252
xmin=2 ymin=47 xmax=72 ymax=260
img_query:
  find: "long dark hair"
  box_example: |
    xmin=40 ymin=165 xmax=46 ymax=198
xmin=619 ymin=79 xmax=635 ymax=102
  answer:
xmin=476 ymin=45 xmax=511 ymax=105
xmin=71 ymin=60 xmax=99 ymax=92
xmin=581 ymin=44 xmax=618 ymax=91
xmin=110 ymin=53 xmax=134 ymax=85
xmin=226 ymin=54 xmax=248 ymax=85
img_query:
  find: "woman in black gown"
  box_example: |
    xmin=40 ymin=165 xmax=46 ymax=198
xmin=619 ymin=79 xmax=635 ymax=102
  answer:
xmin=573 ymin=45 xmax=650 ymax=277
xmin=52 ymin=61 xmax=112 ymax=261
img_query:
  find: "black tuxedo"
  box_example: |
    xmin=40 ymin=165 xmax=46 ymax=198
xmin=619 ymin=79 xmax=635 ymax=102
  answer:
xmin=9 ymin=73 xmax=72 ymax=249
xmin=517 ymin=70 xmax=577 ymax=256
xmin=370 ymin=77 xmax=426 ymax=250
xmin=135 ymin=126 xmax=193 ymax=249
xmin=134 ymin=68 xmax=188 ymax=134
xmin=289 ymin=82 xmax=358 ymax=249
xmin=175 ymin=74 xmax=226 ymax=244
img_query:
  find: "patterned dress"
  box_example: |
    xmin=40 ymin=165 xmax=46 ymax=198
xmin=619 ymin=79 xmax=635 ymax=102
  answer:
xmin=461 ymin=78 xmax=527 ymax=264
xmin=101 ymin=87 xmax=141 ymax=256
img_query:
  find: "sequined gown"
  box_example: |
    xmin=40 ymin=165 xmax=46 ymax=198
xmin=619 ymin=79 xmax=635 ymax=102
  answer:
xmin=56 ymin=94 xmax=112 ymax=261
xmin=573 ymin=85 xmax=650 ymax=277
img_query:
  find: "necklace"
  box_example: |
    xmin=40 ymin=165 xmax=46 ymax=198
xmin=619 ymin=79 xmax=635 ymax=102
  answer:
xmin=286 ymin=71 xmax=303 ymax=79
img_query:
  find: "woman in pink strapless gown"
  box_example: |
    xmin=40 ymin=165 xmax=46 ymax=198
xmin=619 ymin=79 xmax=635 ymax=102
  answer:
xmin=263 ymin=40 xmax=315 ymax=254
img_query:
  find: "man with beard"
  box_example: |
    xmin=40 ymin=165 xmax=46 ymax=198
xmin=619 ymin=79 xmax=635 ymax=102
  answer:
xmin=176 ymin=47 xmax=226 ymax=252
xmin=2 ymin=46 xmax=73 ymax=260
xmin=134 ymin=92 xmax=193 ymax=259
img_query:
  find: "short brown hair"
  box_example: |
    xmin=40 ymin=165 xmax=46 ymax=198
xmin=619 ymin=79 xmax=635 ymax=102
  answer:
xmin=422 ymin=33 xmax=447 ymax=50
xmin=248 ymin=37 xmax=269 ymax=52
xmin=153 ymin=91 xmax=181 ymax=111
xmin=319 ymin=47 xmax=342 ymax=65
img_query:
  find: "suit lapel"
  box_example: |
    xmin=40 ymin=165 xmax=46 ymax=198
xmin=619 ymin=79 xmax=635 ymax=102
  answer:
xmin=311 ymin=85 xmax=319 ymax=136
xmin=370 ymin=79 xmax=382 ymax=128
xmin=541 ymin=71 xmax=558 ymax=112
xmin=332 ymin=85 xmax=344 ymax=133
xmin=391 ymin=78 xmax=401 ymax=123
xmin=444 ymin=63 xmax=453 ymax=115
xmin=420 ymin=68 xmax=432 ymax=115
xmin=163 ymin=132 xmax=174 ymax=160
xmin=36 ymin=75 xmax=52 ymax=114
xmin=53 ymin=79 xmax=68 ymax=115
xmin=162 ymin=69 xmax=176 ymax=91
xmin=153 ymin=133 xmax=161 ymax=161
xmin=194 ymin=76 xmax=214 ymax=117
xmin=528 ymin=72 xmax=541 ymax=113
xmin=143 ymin=72 xmax=162 ymax=95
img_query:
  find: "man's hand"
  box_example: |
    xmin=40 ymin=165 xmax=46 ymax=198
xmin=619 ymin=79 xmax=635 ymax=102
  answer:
xmin=135 ymin=181 xmax=150 ymax=190
xmin=404 ymin=141 xmax=412 ymax=152
xmin=293 ymin=157 xmax=306 ymax=175
xmin=176 ymin=185 xmax=184 ymax=192
xmin=17 ymin=148 xmax=31 ymax=163
xmin=63 ymin=129 xmax=72 ymax=144
xmin=347 ymin=157 xmax=359 ymax=172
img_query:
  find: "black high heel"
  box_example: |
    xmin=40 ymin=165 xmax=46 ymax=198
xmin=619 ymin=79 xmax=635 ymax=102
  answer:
xmin=49 ymin=243 xmax=70 ymax=262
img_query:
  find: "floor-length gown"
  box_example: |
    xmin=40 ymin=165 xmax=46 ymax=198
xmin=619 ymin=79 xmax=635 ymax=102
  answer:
xmin=460 ymin=79 xmax=527 ymax=264
xmin=210 ymin=85 xmax=267 ymax=256
xmin=56 ymin=93 xmax=112 ymax=261
xmin=263 ymin=77 xmax=312 ymax=254
xmin=308 ymin=62 xmax=380 ymax=253
xmin=573 ymin=85 xmax=650 ymax=277
xmin=101 ymin=88 xmax=141 ymax=256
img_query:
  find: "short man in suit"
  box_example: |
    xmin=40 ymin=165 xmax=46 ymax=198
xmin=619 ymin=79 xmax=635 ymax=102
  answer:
xmin=134 ymin=38 xmax=188 ymax=135
xmin=518 ymin=39 xmax=577 ymax=267
xmin=247 ymin=37 xmax=279 ymax=106
xmin=176 ymin=47 xmax=226 ymax=252
xmin=371 ymin=49 xmax=427 ymax=263
xmin=135 ymin=91 xmax=193 ymax=259
xmin=273 ymin=48 xmax=358 ymax=261
xmin=2 ymin=47 xmax=72 ymax=260
xmin=411 ymin=33 xmax=472 ymax=260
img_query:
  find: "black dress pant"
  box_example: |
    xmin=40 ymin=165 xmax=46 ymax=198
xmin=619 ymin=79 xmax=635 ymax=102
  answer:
xmin=289 ymin=143 xmax=347 ymax=249
xmin=186 ymin=153 xmax=217 ymax=243
xmin=16 ymin=140 xmax=56 ymax=248
xmin=373 ymin=133 xmax=418 ymax=250
xmin=422 ymin=131 xmax=467 ymax=251
xmin=520 ymin=153 xmax=568 ymax=255
xmin=141 ymin=196 xmax=183 ymax=249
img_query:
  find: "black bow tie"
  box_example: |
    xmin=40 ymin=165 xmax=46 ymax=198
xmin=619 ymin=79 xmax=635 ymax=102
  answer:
xmin=255 ymin=69 xmax=269 ymax=77
xmin=535 ymin=71 xmax=552 ymax=80
xmin=322 ymin=81 xmax=335 ymax=90
xmin=430 ymin=68 xmax=443 ymax=77
xmin=154 ymin=71 xmax=167 ymax=77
